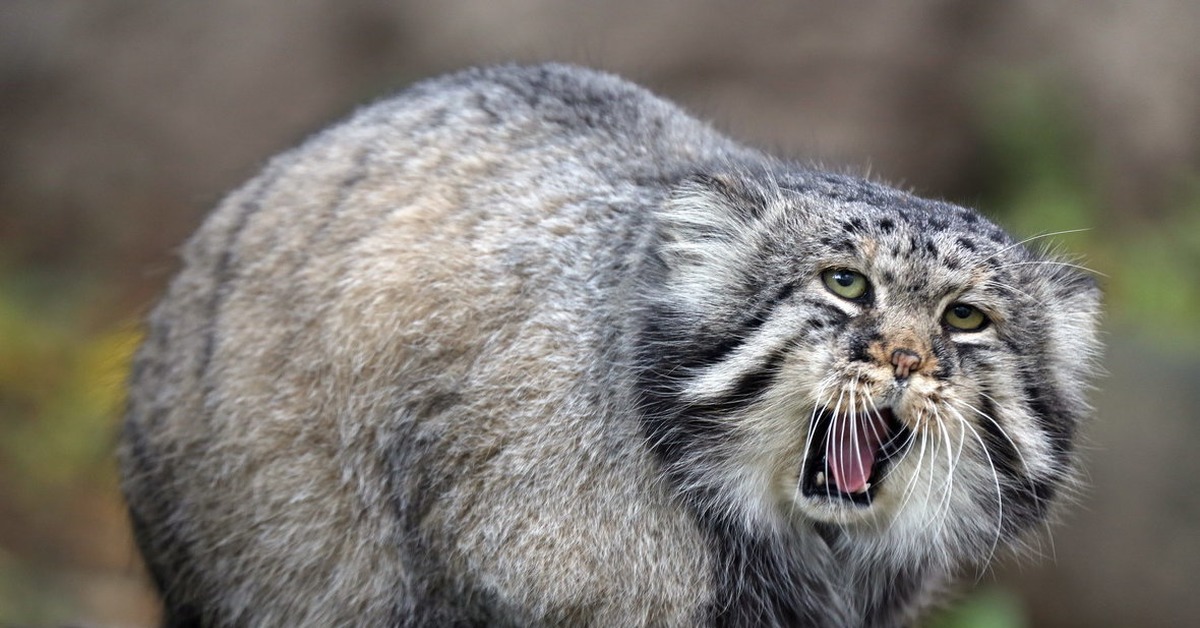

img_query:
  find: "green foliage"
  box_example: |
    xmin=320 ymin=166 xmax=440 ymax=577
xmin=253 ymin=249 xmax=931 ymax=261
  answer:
xmin=976 ymin=75 xmax=1097 ymax=241
xmin=0 ymin=548 xmax=75 ymax=624
xmin=976 ymin=73 xmax=1200 ymax=351
xmin=924 ymin=588 xmax=1026 ymax=628
xmin=1109 ymin=183 xmax=1200 ymax=338
xmin=0 ymin=271 xmax=139 ymax=501
xmin=0 ymin=268 xmax=141 ymax=623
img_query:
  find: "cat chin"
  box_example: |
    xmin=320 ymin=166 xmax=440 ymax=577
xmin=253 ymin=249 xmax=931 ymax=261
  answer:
xmin=790 ymin=493 xmax=893 ymax=526
xmin=787 ymin=458 xmax=914 ymax=527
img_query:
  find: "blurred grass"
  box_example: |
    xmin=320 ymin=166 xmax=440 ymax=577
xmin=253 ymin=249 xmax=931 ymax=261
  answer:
xmin=926 ymin=588 xmax=1026 ymax=628
xmin=977 ymin=73 xmax=1200 ymax=352
xmin=0 ymin=269 xmax=139 ymax=502
xmin=0 ymin=267 xmax=141 ymax=624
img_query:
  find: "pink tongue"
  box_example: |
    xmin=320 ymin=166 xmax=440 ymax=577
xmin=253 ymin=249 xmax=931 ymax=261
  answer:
xmin=827 ymin=414 xmax=887 ymax=494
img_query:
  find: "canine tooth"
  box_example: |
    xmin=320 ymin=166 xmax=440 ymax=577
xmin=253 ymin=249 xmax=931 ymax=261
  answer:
xmin=855 ymin=483 xmax=871 ymax=494
xmin=814 ymin=471 xmax=826 ymax=486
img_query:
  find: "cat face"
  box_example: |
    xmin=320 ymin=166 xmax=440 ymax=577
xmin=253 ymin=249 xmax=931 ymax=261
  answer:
xmin=637 ymin=171 xmax=1100 ymax=559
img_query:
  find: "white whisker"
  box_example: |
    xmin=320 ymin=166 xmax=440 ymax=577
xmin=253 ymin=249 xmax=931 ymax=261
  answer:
xmin=994 ymin=228 xmax=1092 ymax=256
xmin=980 ymin=278 xmax=1037 ymax=303
xmin=798 ymin=379 xmax=834 ymax=496
xmin=897 ymin=407 xmax=930 ymax=516
xmin=946 ymin=404 xmax=1006 ymax=577
xmin=994 ymin=260 xmax=1106 ymax=277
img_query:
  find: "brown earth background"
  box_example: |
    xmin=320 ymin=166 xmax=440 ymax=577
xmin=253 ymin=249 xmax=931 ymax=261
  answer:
xmin=2 ymin=2 xmax=1199 ymax=626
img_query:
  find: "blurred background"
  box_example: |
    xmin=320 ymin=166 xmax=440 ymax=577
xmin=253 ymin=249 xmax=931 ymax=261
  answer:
xmin=2 ymin=1 xmax=1198 ymax=626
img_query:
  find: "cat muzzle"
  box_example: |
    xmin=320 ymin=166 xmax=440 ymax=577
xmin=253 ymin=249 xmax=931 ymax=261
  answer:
xmin=801 ymin=405 xmax=908 ymax=506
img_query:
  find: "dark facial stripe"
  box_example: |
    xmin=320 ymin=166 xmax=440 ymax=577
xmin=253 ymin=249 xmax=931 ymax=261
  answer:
xmin=686 ymin=346 xmax=789 ymax=415
xmin=679 ymin=282 xmax=796 ymax=371
xmin=1020 ymin=377 xmax=1076 ymax=460
xmin=975 ymin=392 xmax=1058 ymax=538
xmin=636 ymin=339 xmax=790 ymax=464
xmin=975 ymin=393 xmax=1021 ymax=479
xmin=845 ymin=320 xmax=881 ymax=364
xmin=635 ymin=285 xmax=846 ymax=472
xmin=930 ymin=334 xmax=954 ymax=379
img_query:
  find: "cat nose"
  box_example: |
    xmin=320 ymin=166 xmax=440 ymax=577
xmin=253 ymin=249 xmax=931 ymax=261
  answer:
xmin=890 ymin=348 xmax=922 ymax=380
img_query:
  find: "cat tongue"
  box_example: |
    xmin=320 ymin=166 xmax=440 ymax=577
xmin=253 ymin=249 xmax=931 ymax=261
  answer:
xmin=828 ymin=414 xmax=887 ymax=494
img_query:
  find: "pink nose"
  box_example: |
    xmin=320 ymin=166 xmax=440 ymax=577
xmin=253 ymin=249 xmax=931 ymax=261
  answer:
xmin=890 ymin=348 xmax=922 ymax=379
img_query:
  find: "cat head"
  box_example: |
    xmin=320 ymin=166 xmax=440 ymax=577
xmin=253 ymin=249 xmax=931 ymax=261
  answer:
xmin=635 ymin=168 xmax=1101 ymax=564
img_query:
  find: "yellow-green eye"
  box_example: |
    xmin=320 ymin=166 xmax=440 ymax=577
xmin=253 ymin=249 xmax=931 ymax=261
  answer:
xmin=944 ymin=303 xmax=988 ymax=331
xmin=821 ymin=269 xmax=869 ymax=300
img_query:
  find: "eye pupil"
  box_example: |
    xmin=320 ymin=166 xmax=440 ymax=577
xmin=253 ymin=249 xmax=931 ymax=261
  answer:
xmin=944 ymin=303 xmax=988 ymax=331
xmin=821 ymin=269 xmax=869 ymax=300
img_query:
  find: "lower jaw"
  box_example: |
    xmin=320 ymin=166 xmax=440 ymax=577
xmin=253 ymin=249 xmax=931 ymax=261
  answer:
xmin=792 ymin=488 xmax=893 ymax=524
xmin=798 ymin=457 xmax=893 ymax=508
xmin=792 ymin=409 xmax=911 ymax=519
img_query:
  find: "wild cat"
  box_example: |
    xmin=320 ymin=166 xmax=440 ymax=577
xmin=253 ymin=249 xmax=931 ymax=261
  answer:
xmin=119 ymin=63 xmax=1100 ymax=627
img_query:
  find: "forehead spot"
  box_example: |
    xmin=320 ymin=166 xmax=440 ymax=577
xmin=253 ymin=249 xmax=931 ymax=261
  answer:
xmin=908 ymin=235 xmax=922 ymax=254
xmin=819 ymin=235 xmax=855 ymax=253
xmin=841 ymin=217 xmax=867 ymax=234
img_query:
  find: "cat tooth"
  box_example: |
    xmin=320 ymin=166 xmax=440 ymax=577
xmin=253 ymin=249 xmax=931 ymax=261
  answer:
xmin=814 ymin=471 xmax=826 ymax=486
xmin=855 ymin=483 xmax=871 ymax=494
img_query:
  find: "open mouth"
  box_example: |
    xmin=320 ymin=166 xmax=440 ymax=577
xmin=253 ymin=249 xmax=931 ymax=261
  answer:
xmin=800 ymin=406 xmax=909 ymax=506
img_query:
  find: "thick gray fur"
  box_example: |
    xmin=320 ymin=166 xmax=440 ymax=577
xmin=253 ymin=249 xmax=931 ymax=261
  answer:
xmin=119 ymin=64 xmax=1101 ymax=627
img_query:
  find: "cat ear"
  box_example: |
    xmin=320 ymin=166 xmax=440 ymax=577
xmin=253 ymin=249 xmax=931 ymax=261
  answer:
xmin=657 ymin=173 xmax=768 ymax=246
xmin=1044 ymin=271 xmax=1103 ymax=406
xmin=653 ymin=173 xmax=770 ymax=307
xmin=655 ymin=172 xmax=769 ymax=261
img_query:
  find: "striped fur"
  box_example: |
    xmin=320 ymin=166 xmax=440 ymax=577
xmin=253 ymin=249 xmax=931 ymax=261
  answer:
xmin=119 ymin=64 xmax=1101 ymax=627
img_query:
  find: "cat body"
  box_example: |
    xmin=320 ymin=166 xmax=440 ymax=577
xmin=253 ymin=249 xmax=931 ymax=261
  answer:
xmin=119 ymin=64 xmax=1100 ymax=627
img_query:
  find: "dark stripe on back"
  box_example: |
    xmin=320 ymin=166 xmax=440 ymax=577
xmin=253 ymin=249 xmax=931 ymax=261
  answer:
xmin=195 ymin=165 xmax=287 ymax=381
xmin=294 ymin=145 xmax=374 ymax=275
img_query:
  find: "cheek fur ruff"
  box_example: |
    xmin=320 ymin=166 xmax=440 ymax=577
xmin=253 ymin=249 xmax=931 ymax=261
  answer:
xmin=118 ymin=63 xmax=1101 ymax=627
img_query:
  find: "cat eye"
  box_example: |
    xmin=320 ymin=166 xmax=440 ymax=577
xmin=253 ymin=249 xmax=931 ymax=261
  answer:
xmin=821 ymin=269 xmax=869 ymax=301
xmin=944 ymin=303 xmax=989 ymax=331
